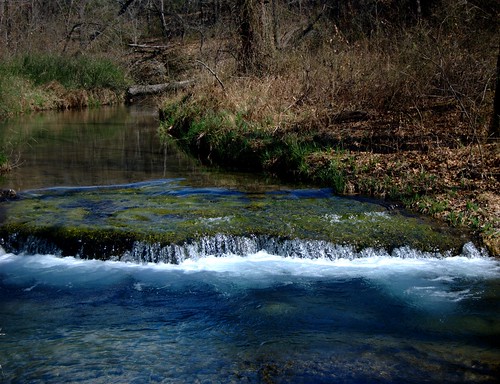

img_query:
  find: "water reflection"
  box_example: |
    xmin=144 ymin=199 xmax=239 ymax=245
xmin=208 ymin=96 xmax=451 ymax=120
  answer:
xmin=0 ymin=105 xmax=294 ymax=191
xmin=0 ymin=105 xmax=179 ymax=189
xmin=0 ymin=105 xmax=281 ymax=191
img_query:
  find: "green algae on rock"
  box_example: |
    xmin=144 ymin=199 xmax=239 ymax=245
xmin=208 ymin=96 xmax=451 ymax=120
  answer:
xmin=0 ymin=180 xmax=474 ymax=261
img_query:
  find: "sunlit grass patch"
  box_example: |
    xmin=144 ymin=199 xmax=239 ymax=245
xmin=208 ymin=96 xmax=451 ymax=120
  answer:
xmin=15 ymin=54 xmax=129 ymax=90
xmin=0 ymin=54 xmax=128 ymax=119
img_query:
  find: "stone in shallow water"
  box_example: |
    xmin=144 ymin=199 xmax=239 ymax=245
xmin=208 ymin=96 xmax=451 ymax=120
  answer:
xmin=0 ymin=189 xmax=17 ymax=201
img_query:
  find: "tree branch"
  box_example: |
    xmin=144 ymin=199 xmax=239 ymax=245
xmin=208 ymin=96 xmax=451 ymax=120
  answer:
xmin=195 ymin=60 xmax=225 ymax=90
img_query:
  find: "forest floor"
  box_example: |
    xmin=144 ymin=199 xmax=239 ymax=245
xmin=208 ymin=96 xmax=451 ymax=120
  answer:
xmin=299 ymin=108 xmax=499 ymax=254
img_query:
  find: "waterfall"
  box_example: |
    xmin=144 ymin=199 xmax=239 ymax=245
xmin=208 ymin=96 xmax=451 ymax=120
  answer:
xmin=2 ymin=232 xmax=487 ymax=264
xmin=118 ymin=234 xmax=484 ymax=264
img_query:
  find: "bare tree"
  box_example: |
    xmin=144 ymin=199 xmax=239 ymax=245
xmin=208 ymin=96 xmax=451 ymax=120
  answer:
xmin=1 ymin=0 xmax=12 ymax=49
xmin=236 ymin=0 xmax=275 ymax=74
xmin=491 ymin=43 xmax=500 ymax=139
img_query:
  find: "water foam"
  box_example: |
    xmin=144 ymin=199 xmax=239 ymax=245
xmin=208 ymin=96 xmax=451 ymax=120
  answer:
xmin=1 ymin=244 xmax=498 ymax=300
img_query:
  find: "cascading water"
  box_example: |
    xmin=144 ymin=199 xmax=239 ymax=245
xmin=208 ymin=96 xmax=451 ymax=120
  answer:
xmin=119 ymin=236 xmax=483 ymax=264
xmin=0 ymin=106 xmax=499 ymax=383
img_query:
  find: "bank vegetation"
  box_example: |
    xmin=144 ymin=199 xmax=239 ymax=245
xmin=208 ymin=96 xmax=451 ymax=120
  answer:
xmin=0 ymin=53 xmax=129 ymax=174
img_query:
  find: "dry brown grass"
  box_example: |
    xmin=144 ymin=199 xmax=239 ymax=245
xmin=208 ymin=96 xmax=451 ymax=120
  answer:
xmin=182 ymin=15 xmax=496 ymax=140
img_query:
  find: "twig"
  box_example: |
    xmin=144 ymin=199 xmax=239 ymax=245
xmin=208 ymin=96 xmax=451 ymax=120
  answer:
xmin=195 ymin=60 xmax=225 ymax=90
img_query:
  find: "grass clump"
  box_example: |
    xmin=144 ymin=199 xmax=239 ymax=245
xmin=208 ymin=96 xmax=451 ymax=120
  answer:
xmin=0 ymin=68 xmax=53 ymax=119
xmin=161 ymin=90 xmax=323 ymax=183
xmin=0 ymin=54 xmax=129 ymax=119
xmin=162 ymin=100 xmax=272 ymax=170
xmin=0 ymin=150 xmax=9 ymax=175
xmin=16 ymin=54 xmax=129 ymax=90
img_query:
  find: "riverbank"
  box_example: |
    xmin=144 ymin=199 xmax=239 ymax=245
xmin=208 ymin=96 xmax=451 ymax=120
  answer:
xmin=159 ymin=45 xmax=499 ymax=256
xmin=0 ymin=54 xmax=128 ymax=121
xmin=155 ymin=2 xmax=499 ymax=256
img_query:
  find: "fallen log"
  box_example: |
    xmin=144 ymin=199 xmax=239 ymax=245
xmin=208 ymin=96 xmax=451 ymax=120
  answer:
xmin=128 ymin=43 xmax=169 ymax=50
xmin=127 ymin=80 xmax=194 ymax=98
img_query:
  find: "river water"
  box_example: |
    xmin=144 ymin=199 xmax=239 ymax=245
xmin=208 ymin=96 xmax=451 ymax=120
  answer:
xmin=0 ymin=106 xmax=499 ymax=383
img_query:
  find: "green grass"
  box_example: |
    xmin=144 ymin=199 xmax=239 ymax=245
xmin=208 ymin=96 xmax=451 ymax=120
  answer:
xmin=0 ymin=148 xmax=10 ymax=175
xmin=162 ymin=99 xmax=321 ymax=175
xmin=15 ymin=54 xmax=129 ymax=90
xmin=0 ymin=65 xmax=27 ymax=117
xmin=0 ymin=54 xmax=129 ymax=119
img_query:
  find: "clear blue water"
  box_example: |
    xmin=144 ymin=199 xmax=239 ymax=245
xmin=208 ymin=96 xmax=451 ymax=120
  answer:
xmin=1 ymin=248 xmax=499 ymax=383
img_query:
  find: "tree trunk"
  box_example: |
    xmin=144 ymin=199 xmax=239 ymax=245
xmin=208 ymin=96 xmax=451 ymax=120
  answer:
xmin=118 ymin=0 xmax=136 ymax=16
xmin=127 ymin=80 xmax=194 ymax=99
xmin=491 ymin=43 xmax=500 ymax=139
xmin=4 ymin=0 xmax=11 ymax=48
xmin=416 ymin=0 xmax=422 ymax=20
xmin=271 ymin=0 xmax=279 ymax=48
xmin=158 ymin=0 xmax=169 ymax=39
xmin=236 ymin=0 xmax=274 ymax=74
xmin=237 ymin=0 xmax=257 ymax=73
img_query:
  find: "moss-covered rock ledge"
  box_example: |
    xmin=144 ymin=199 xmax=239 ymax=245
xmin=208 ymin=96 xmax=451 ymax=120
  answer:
xmin=0 ymin=180 xmax=475 ymax=261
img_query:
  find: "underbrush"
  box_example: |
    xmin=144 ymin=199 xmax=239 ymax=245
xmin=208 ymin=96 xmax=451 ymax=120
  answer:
xmin=161 ymin=13 xmax=497 ymax=185
xmin=162 ymin=12 xmax=496 ymax=149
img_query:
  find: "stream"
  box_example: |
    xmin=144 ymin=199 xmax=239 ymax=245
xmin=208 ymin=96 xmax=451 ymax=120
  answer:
xmin=0 ymin=105 xmax=499 ymax=383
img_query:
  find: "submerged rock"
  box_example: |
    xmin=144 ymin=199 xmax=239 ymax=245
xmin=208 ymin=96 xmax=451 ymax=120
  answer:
xmin=0 ymin=189 xmax=17 ymax=201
